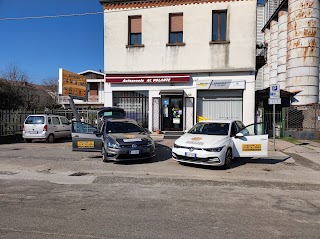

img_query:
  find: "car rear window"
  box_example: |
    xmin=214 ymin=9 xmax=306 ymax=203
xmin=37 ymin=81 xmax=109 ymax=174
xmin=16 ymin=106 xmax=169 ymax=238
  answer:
xmin=25 ymin=116 xmax=45 ymax=124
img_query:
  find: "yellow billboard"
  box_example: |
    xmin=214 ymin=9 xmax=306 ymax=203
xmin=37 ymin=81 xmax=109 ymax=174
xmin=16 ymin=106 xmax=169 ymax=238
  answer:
xmin=59 ymin=68 xmax=87 ymax=98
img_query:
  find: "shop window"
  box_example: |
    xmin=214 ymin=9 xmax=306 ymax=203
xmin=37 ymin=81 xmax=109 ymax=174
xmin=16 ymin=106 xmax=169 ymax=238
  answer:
xmin=128 ymin=16 xmax=142 ymax=46
xmin=168 ymin=13 xmax=185 ymax=45
xmin=113 ymin=91 xmax=149 ymax=128
xmin=211 ymin=10 xmax=227 ymax=42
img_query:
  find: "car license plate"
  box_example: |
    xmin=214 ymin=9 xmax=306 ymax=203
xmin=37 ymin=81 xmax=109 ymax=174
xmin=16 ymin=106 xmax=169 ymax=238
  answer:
xmin=29 ymin=131 xmax=38 ymax=134
xmin=242 ymin=144 xmax=261 ymax=151
xmin=185 ymin=152 xmax=196 ymax=157
xmin=77 ymin=141 xmax=94 ymax=148
xmin=130 ymin=150 xmax=140 ymax=154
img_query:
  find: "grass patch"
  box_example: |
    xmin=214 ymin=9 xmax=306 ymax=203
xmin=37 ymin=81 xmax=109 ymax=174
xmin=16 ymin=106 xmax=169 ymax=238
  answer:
xmin=311 ymin=139 xmax=320 ymax=143
xmin=281 ymin=137 xmax=299 ymax=144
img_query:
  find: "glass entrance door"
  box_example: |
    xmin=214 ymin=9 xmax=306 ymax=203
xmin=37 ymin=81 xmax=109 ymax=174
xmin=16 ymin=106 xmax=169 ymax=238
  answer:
xmin=162 ymin=97 xmax=183 ymax=131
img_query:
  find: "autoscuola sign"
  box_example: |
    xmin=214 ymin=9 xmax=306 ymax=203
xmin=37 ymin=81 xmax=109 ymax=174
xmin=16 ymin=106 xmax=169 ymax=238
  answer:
xmin=105 ymin=74 xmax=190 ymax=83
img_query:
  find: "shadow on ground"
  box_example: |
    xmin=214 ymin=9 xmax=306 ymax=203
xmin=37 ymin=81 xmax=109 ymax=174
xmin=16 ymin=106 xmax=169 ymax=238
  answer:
xmin=93 ymin=142 xmax=173 ymax=165
xmin=230 ymin=156 xmax=292 ymax=168
xmin=178 ymin=155 xmax=292 ymax=171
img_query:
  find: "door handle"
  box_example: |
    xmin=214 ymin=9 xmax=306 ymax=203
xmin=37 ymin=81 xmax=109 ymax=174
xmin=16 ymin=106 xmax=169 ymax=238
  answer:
xmin=74 ymin=135 xmax=79 ymax=138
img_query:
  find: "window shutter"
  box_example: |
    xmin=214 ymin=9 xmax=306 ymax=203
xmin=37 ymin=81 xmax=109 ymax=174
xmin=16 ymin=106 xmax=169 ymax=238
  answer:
xmin=170 ymin=13 xmax=183 ymax=32
xmin=130 ymin=16 xmax=142 ymax=33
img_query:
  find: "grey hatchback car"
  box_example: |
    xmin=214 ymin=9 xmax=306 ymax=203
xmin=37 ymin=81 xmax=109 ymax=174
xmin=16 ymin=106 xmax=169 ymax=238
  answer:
xmin=101 ymin=118 xmax=156 ymax=162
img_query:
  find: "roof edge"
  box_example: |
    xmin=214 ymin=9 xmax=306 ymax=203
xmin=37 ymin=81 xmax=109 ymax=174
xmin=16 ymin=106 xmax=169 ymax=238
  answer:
xmin=261 ymin=0 xmax=288 ymax=32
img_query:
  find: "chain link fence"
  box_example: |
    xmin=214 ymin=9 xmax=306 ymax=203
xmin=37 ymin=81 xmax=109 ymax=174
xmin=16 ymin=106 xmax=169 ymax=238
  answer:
xmin=283 ymin=104 xmax=320 ymax=139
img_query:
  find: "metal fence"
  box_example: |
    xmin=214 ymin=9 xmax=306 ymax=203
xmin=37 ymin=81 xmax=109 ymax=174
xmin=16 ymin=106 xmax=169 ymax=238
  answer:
xmin=263 ymin=110 xmax=282 ymax=137
xmin=0 ymin=109 xmax=98 ymax=136
xmin=283 ymin=104 xmax=320 ymax=131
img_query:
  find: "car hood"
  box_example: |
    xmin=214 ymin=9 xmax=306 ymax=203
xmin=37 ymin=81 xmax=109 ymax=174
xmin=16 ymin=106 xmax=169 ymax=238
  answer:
xmin=174 ymin=133 xmax=229 ymax=148
xmin=108 ymin=132 xmax=151 ymax=144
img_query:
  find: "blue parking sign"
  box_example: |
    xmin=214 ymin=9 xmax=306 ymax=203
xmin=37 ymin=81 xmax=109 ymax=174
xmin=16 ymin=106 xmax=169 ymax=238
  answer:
xmin=270 ymin=84 xmax=280 ymax=98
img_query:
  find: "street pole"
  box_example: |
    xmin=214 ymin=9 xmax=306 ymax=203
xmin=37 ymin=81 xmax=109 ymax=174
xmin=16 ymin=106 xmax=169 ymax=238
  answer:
xmin=273 ymin=103 xmax=276 ymax=151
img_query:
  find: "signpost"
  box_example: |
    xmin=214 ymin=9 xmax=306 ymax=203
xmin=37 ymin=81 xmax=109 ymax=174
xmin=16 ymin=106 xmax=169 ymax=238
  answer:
xmin=269 ymin=84 xmax=281 ymax=151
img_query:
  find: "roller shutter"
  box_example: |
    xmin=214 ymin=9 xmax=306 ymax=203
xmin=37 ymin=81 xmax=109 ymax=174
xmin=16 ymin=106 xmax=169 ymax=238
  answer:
xmin=197 ymin=90 xmax=243 ymax=121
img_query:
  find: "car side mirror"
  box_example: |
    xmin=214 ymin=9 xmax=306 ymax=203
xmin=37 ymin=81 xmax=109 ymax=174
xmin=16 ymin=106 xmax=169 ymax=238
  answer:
xmin=235 ymin=132 xmax=244 ymax=138
xmin=184 ymin=129 xmax=188 ymax=133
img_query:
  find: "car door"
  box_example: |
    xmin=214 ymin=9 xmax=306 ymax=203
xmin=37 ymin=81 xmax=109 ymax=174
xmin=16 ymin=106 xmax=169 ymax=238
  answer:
xmin=232 ymin=122 xmax=268 ymax=158
xmin=51 ymin=116 xmax=62 ymax=138
xmin=59 ymin=116 xmax=71 ymax=137
xmin=71 ymin=121 xmax=102 ymax=152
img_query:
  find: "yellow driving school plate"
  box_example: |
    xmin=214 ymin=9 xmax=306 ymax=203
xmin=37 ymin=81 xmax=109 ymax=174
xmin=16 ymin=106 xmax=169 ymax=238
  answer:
xmin=77 ymin=141 xmax=94 ymax=148
xmin=242 ymin=144 xmax=261 ymax=151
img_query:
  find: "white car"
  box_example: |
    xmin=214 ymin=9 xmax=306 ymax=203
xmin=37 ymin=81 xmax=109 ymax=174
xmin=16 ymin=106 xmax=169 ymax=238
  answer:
xmin=172 ymin=119 xmax=268 ymax=169
xmin=23 ymin=114 xmax=71 ymax=143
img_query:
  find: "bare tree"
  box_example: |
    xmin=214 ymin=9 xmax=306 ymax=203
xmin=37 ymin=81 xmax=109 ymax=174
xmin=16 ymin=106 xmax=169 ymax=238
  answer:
xmin=41 ymin=77 xmax=61 ymax=109
xmin=0 ymin=64 xmax=39 ymax=110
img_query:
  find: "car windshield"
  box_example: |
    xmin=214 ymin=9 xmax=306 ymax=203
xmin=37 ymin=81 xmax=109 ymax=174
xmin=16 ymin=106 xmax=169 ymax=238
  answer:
xmin=25 ymin=116 xmax=44 ymax=124
xmin=188 ymin=122 xmax=230 ymax=135
xmin=105 ymin=122 xmax=144 ymax=133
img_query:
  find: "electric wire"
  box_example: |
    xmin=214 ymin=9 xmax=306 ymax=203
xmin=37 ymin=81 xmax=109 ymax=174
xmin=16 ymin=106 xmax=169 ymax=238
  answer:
xmin=0 ymin=6 xmax=162 ymax=21
xmin=0 ymin=11 xmax=104 ymax=21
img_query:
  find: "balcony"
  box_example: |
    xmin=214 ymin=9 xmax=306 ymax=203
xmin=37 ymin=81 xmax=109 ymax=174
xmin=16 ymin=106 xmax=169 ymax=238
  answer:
xmin=59 ymin=95 xmax=101 ymax=104
xmin=256 ymin=43 xmax=267 ymax=70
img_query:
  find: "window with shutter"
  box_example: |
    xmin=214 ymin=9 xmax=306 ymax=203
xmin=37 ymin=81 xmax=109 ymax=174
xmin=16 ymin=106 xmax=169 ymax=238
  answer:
xmin=169 ymin=13 xmax=184 ymax=44
xmin=212 ymin=10 xmax=227 ymax=42
xmin=128 ymin=16 xmax=142 ymax=45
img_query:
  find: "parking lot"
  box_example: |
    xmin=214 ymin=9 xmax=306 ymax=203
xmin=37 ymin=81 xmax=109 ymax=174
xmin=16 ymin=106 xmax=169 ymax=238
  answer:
xmin=1 ymin=138 xmax=320 ymax=186
xmin=1 ymin=138 xmax=320 ymax=239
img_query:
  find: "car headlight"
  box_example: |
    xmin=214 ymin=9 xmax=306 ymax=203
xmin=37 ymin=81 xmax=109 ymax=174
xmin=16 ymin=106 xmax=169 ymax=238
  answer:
xmin=204 ymin=146 xmax=225 ymax=152
xmin=174 ymin=143 xmax=182 ymax=148
xmin=107 ymin=141 xmax=121 ymax=149
xmin=147 ymin=139 xmax=154 ymax=146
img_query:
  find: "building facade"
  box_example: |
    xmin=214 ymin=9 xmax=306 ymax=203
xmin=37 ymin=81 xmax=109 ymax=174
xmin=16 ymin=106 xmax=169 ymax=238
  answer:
xmin=58 ymin=70 xmax=105 ymax=110
xmin=100 ymin=0 xmax=257 ymax=131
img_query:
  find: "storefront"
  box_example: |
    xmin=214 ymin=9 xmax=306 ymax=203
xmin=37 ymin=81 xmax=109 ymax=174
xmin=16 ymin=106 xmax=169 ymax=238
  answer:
xmin=104 ymin=73 xmax=254 ymax=132
xmin=194 ymin=76 xmax=248 ymax=123
xmin=105 ymin=74 xmax=195 ymax=132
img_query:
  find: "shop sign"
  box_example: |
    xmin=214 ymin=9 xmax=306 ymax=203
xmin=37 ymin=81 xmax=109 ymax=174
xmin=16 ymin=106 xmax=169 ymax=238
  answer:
xmin=196 ymin=80 xmax=245 ymax=89
xmin=105 ymin=74 xmax=190 ymax=84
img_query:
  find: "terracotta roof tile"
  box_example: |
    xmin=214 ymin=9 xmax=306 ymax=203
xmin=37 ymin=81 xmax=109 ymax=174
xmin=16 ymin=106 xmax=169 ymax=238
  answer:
xmin=102 ymin=0 xmax=251 ymax=10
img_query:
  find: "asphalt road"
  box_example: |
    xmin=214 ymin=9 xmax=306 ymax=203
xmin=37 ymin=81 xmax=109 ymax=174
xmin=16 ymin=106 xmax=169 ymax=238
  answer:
xmin=0 ymin=139 xmax=320 ymax=239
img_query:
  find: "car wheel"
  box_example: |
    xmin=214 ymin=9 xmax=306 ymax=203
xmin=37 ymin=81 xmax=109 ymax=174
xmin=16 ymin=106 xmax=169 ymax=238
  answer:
xmin=46 ymin=134 xmax=54 ymax=143
xmin=24 ymin=138 xmax=32 ymax=143
xmin=223 ymin=148 xmax=232 ymax=169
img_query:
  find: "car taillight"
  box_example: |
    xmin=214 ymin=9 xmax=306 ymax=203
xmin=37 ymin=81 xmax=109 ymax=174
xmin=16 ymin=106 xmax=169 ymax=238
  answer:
xmin=43 ymin=125 xmax=47 ymax=131
xmin=23 ymin=124 xmax=25 ymax=131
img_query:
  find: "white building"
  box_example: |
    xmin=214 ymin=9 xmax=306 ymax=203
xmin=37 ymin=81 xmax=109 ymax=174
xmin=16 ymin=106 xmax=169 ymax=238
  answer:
xmin=100 ymin=0 xmax=258 ymax=132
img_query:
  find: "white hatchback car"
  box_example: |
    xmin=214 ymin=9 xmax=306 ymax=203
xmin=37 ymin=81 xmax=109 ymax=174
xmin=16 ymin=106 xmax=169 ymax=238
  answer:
xmin=172 ymin=120 xmax=268 ymax=169
xmin=23 ymin=114 xmax=71 ymax=143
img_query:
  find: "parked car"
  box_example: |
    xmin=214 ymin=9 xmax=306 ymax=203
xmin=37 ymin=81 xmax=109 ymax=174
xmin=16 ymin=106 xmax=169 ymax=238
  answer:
xmin=172 ymin=120 xmax=268 ymax=169
xmin=71 ymin=117 xmax=155 ymax=162
xmin=23 ymin=114 xmax=71 ymax=143
xmin=97 ymin=107 xmax=126 ymax=131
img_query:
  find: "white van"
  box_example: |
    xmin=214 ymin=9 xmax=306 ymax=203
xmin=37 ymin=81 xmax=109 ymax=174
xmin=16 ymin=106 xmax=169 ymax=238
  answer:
xmin=22 ymin=114 xmax=71 ymax=143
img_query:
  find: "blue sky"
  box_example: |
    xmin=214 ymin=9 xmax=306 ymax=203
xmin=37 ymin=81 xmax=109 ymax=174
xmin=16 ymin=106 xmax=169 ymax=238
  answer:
xmin=0 ymin=0 xmax=104 ymax=84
